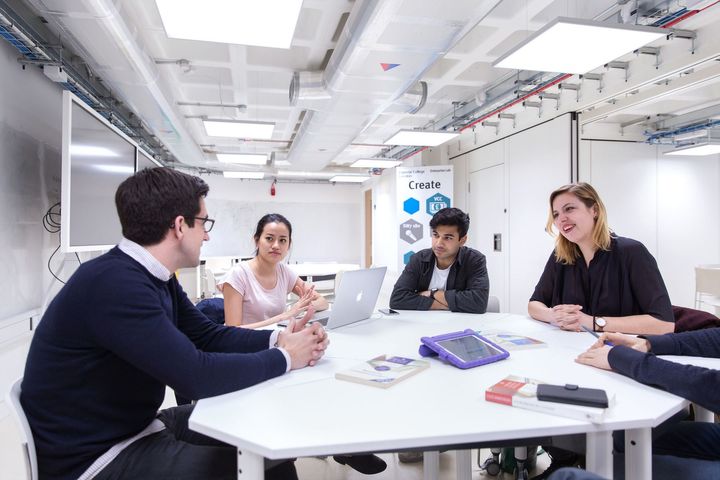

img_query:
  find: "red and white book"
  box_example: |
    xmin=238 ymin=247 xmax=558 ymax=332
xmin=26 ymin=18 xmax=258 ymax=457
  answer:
xmin=485 ymin=375 xmax=610 ymax=423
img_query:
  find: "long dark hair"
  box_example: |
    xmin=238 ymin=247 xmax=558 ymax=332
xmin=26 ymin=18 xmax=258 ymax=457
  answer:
xmin=253 ymin=213 xmax=292 ymax=255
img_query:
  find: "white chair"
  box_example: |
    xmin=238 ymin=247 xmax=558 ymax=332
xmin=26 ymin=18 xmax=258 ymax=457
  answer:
xmin=695 ymin=265 xmax=720 ymax=314
xmin=5 ymin=377 xmax=38 ymax=480
xmin=487 ymin=295 xmax=500 ymax=313
xmin=201 ymin=267 xmax=218 ymax=299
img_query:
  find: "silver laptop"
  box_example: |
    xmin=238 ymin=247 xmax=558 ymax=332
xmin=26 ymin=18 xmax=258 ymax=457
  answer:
xmin=282 ymin=266 xmax=387 ymax=330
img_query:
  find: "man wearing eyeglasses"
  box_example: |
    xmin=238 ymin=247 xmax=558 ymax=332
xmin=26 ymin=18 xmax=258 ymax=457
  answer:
xmin=21 ymin=167 xmax=327 ymax=480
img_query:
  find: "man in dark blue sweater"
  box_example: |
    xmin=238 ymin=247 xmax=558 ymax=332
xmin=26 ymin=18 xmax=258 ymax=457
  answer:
xmin=21 ymin=168 xmax=328 ymax=480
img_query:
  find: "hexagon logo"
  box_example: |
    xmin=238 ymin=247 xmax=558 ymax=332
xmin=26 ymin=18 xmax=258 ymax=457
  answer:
xmin=399 ymin=218 xmax=423 ymax=244
xmin=403 ymin=197 xmax=420 ymax=215
xmin=426 ymin=192 xmax=451 ymax=216
xmin=403 ymin=251 xmax=416 ymax=265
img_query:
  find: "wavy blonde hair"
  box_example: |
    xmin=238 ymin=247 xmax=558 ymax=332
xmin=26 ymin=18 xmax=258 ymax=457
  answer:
xmin=545 ymin=182 xmax=611 ymax=265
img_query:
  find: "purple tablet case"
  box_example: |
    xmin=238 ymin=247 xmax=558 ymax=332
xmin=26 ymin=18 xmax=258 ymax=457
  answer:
xmin=419 ymin=329 xmax=509 ymax=369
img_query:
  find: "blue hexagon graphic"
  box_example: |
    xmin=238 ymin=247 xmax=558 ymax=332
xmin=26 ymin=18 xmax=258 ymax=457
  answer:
xmin=403 ymin=251 xmax=416 ymax=265
xmin=426 ymin=192 xmax=451 ymax=216
xmin=403 ymin=197 xmax=420 ymax=215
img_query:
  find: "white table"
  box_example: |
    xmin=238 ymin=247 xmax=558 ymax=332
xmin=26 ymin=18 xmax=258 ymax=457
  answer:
xmin=189 ymin=311 xmax=696 ymax=480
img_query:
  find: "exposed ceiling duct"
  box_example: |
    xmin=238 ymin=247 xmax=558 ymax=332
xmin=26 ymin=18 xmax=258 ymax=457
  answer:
xmin=285 ymin=0 xmax=503 ymax=171
xmin=23 ymin=0 xmax=207 ymax=166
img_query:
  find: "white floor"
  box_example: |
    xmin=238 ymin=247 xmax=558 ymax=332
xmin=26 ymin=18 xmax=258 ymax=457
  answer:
xmin=293 ymin=449 xmax=550 ymax=479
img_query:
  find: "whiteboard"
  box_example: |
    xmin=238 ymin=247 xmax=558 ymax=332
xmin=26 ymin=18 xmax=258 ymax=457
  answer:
xmin=203 ymin=198 xmax=361 ymax=264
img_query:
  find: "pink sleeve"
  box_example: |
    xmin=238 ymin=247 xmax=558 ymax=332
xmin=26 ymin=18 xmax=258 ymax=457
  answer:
xmin=279 ymin=263 xmax=299 ymax=294
xmin=218 ymin=265 xmax=248 ymax=296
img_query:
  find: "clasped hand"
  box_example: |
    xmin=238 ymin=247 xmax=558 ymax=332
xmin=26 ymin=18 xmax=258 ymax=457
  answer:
xmin=277 ymin=306 xmax=330 ymax=370
xmin=549 ymin=304 xmax=592 ymax=331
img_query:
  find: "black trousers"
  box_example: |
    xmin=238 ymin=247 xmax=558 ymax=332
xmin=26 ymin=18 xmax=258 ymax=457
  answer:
xmin=95 ymin=404 xmax=296 ymax=480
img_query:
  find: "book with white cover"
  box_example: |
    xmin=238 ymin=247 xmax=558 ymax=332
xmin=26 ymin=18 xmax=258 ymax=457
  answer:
xmin=479 ymin=330 xmax=547 ymax=351
xmin=335 ymin=355 xmax=430 ymax=389
xmin=485 ymin=375 xmax=611 ymax=423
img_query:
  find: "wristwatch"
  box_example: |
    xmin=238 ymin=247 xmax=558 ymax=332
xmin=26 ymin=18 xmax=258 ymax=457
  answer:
xmin=593 ymin=316 xmax=607 ymax=332
xmin=430 ymin=288 xmax=439 ymax=299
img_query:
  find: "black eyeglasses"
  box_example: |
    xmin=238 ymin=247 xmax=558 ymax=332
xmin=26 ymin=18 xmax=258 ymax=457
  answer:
xmin=194 ymin=216 xmax=215 ymax=233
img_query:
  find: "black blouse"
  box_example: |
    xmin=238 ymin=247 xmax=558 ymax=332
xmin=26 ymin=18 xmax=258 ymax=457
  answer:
xmin=530 ymin=236 xmax=674 ymax=322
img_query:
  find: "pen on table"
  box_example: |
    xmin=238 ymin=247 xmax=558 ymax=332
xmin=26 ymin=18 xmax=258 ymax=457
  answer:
xmin=580 ymin=325 xmax=614 ymax=346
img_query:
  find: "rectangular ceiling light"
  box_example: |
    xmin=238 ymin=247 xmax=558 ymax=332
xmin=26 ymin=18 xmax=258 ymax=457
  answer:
xmin=329 ymin=175 xmax=370 ymax=183
xmin=384 ymin=130 xmax=459 ymax=147
xmin=223 ymin=171 xmax=265 ymax=179
xmin=351 ymin=159 xmax=404 ymax=168
xmin=204 ymin=120 xmax=275 ymax=139
xmin=664 ymin=142 xmax=720 ymax=156
xmin=155 ymin=0 xmax=303 ymax=49
xmin=216 ymin=153 xmax=268 ymax=165
xmin=277 ymin=170 xmax=335 ymax=179
xmin=493 ymin=17 xmax=666 ymax=74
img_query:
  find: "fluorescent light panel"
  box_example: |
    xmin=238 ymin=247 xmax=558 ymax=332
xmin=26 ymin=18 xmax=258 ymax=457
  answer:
xmin=384 ymin=130 xmax=459 ymax=147
xmin=351 ymin=159 xmax=403 ymax=168
xmin=216 ymin=153 xmax=267 ymax=165
xmin=155 ymin=0 xmax=303 ymax=49
xmin=493 ymin=17 xmax=666 ymax=74
xmin=329 ymin=175 xmax=370 ymax=183
xmin=664 ymin=143 xmax=720 ymax=156
xmin=223 ymin=171 xmax=265 ymax=179
xmin=204 ymin=120 xmax=275 ymax=139
xmin=277 ymin=170 xmax=335 ymax=179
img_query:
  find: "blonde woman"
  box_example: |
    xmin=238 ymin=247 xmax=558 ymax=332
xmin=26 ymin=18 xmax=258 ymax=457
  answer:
xmin=528 ymin=182 xmax=674 ymax=335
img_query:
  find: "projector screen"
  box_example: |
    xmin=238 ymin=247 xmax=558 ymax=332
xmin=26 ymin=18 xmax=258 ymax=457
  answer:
xmin=61 ymin=92 xmax=139 ymax=252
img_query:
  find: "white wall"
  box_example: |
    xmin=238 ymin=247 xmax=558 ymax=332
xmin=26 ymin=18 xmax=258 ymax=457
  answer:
xmin=452 ymin=115 xmax=573 ymax=314
xmin=202 ymin=175 xmax=362 ymax=264
xmin=0 ymin=37 xmax=68 ymax=410
xmin=580 ymin=140 xmax=720 ymax=307
xmin=506 ymin=116 xmax=572 ymax=314
xmin=0 ymin=39 xmax=66 ymax=321
xmin=366 ymin=169 xmax=398 ymax=274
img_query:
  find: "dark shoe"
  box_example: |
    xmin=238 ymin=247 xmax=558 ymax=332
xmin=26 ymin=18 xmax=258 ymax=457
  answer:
xmin=333 ymin=454 xmax=387 ymax=474
xmin=530 ymin=447 xmax=582 ymax=480
xmin=265 ymin=460 xmax=299 ymax=480
xmin=398 ymin=450 xmax=424 ymax=463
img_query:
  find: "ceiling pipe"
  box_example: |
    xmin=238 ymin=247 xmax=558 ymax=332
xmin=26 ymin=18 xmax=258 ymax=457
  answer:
xmin=385 ymin=0 xmax=716 ymax=161
xmin=285 ymin=0 xmax=503 ymax=171
xmin=23 ymin=0 xmax=208 ymax=167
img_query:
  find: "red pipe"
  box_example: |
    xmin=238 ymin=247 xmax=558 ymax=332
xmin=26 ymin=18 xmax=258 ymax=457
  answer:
xmin=400 ymin=146 xmax=428 ymax=161
xmin=460 ymin=74 xmax=572 ymax=132
xmin=456 ymin=0 xmax=720 ymax=134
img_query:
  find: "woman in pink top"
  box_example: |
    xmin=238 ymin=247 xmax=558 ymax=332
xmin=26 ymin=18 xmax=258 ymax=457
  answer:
xmin=219 ymin=213 xmax=329 ymax=328
xmin=219 ymin=214 xmax=387 ymax=475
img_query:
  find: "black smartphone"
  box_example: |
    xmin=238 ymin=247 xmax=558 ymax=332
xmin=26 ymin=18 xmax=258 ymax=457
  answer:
xmin=379 ymin=308 xmax=398 ymax=315
xmin=537 ymin=384 xmax=609 ymax=408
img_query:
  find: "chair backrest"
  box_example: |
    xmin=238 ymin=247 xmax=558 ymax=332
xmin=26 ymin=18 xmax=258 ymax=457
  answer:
xmin=196 ymin=297 xmax=226 ymax=324
xmin=486 ymin=295 xmax=500 ymax=313
xmin=696 ymin=267 xmax=720 ymax=296
xmin=5 ymin=377 xmax=38 ymax=480
xmin=673 ymin=305 xmax=720 ymax=332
